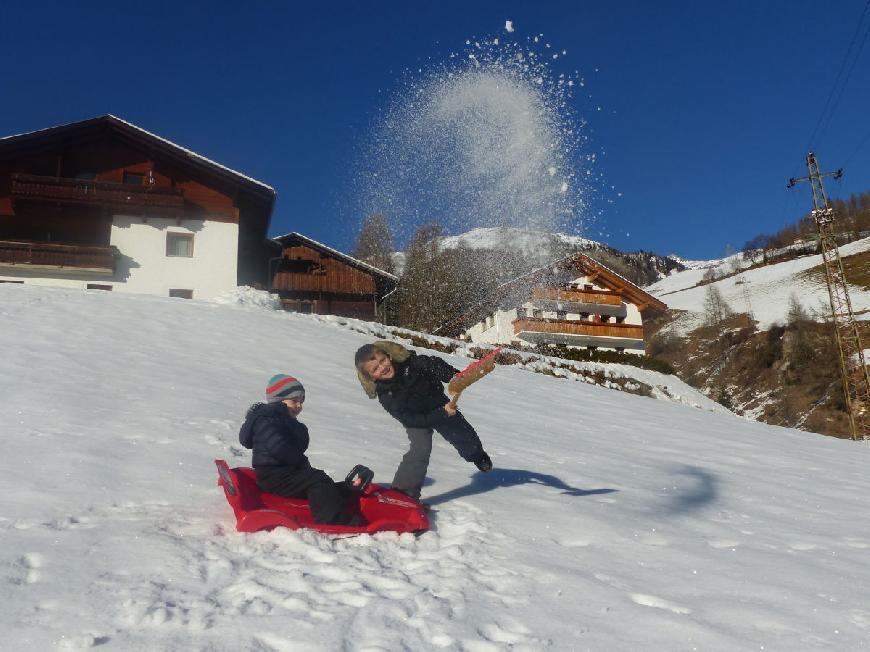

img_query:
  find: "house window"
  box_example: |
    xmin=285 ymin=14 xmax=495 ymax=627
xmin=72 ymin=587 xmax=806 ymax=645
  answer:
xmin=556 ymin=310 xmax=567 ymax=320
xmin=584 ymin=284 xmax=593 ymax=291
xmin=86 ymin=284 xmax=112 ymax=291
xmin=600 ymin=314 xmax=611 ymax=323
xmin=298 ymin=302 xmax=313 ymax=314
xmin=532 ymin=309 xmax=543 ymax=318
xmin=616 ymin=347 xmax=625 ymax=353
xmin=580 ymin=312 xmax=590 ymax=320
xmin=616 ymin=316 xmax=625 ymax=324
xmin=123 ymin=171 xmax=144 ymax=185
xmin=166 ymin=233 xmax=194 ymax=257
xmin=169 ymin=289 xmax=193 ymax=299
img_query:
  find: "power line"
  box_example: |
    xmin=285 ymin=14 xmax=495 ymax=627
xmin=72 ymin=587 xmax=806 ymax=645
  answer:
xmin=815 ymin=19 xmax=870 ymax=148
xmin=804 ymin=0 xmax=870 ymax=153
xmin=843 ymin=127 xmax=870 ymax=167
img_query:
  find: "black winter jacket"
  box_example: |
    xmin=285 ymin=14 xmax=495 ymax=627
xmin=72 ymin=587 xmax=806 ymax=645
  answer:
xmin=238 ymin=402 xmax=310 ymax=469
xmin=375 ymin=352 xmax=459 ymax=429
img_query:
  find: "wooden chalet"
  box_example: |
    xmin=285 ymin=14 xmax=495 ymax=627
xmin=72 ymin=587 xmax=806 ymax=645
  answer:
xmin=443 ymin=252 xmax=667 ymax=354
xmin=0 ymin=115 xmax=275 ymax=297
xmin=270 ymin=232 xmax=398 ymax=320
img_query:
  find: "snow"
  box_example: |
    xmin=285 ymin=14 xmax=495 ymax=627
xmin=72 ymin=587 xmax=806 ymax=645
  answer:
xmin=209 ymin=286 xmax=282 ymax=310
xmin=648 ymin=236 xmax=870 ymax=331
xmin=3 ymin=284 xmax=870 ymax=650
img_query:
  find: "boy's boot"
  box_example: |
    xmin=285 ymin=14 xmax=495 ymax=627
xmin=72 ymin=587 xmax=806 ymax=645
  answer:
xmin=474 ymin=451 xmax=493 ymax=472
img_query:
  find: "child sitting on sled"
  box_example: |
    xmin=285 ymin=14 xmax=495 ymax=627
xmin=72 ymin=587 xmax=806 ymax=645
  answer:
xmin=354 ymin=341 xmax=492 ymax=500
xmin=238 ymin=374 xmax=370 ymax=526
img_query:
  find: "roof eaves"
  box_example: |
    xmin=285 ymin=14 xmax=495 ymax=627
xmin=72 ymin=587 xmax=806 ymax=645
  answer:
xmin=105 ymin=115 xmax=275 ymax=194
xmin=272 ymin=231 xmax=399 ymax=281
xmin=0 ymin=114 xmax=275 ymax=196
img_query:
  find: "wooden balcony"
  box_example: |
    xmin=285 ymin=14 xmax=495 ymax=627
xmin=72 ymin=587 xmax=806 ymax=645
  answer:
xmin=11 ymin=173 xmax=185 ymax=212
xmin=0 ymin=239 xmax=118 ymax=274
xmin=531 ymin=287 xmax=622 ymax=306
xmin=513 ymin=317 xmax=644 ymax=340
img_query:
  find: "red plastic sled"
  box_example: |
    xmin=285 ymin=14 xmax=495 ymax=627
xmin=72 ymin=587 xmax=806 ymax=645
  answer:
xmin=214 ymin=460 xmax=430 ymax=535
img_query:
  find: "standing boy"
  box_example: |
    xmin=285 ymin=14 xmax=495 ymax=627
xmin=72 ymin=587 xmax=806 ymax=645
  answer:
xmin=354 ymin=341 xmax=492 ymax=500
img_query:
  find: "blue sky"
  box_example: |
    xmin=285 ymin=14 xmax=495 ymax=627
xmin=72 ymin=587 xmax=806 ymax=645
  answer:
xmin=3 ymin=0 xmax=870 ymax=260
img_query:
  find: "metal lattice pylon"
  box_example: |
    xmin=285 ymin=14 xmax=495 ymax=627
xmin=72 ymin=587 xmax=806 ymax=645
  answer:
xmin=789 ymin=153 xmax=870 ymax=440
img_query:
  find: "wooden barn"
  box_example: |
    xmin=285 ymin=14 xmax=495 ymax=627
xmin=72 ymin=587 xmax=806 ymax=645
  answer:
xmin=0 ymin=115 xmax=275 ymax=297
xmin=269 ymin=232 xmax=398 ymax=320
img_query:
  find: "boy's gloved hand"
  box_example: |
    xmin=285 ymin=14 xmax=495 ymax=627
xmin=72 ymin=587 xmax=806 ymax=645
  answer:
xmin=345 ymin=464 xmax=374 ymax=493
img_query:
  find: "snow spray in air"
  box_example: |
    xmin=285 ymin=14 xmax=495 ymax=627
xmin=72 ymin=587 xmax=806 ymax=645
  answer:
xmin=356 ymin=27 xmax=594 ymax=254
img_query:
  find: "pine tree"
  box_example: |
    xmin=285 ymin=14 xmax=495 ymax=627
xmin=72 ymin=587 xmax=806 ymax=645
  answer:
xmin=353 ymin=213 xmax=395 ymax=274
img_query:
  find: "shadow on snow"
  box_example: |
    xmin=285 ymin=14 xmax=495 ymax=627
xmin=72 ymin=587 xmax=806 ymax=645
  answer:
xmin=425 ymin=467 xmax=618 ymax=506
xmin=664 ymin=465 xmax=718 ymax=514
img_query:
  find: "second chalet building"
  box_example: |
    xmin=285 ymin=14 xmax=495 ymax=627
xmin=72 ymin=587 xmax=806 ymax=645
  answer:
xmin=269 ymin=232 xmax=398 ymax=320
xmin=445 ymin=252 xmax=666 ymax=354
xmin=0 ymin=115 xmax=275 ymax=298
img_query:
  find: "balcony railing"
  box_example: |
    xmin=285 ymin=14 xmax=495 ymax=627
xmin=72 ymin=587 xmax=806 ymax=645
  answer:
xmin=0 ymin=239 xmax=118 ymax=274
xmin=513 ymin=317 xmax=644 ymax=340
xmin=11 ymin=173 xmax=185 ymax=212
xmin=531 ymin=287 xmax=622 ymax=306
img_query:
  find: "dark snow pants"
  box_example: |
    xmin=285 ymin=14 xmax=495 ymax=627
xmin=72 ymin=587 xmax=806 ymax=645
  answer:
xmin=256 ymin=465 xmax=353 ymax=524
xmin=392 ymin=412 xmax=485 ymax=499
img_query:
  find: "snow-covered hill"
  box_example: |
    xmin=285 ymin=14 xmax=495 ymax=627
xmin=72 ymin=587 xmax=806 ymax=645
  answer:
xmin=647 ymin=236 xmax=870 ymax=331
xmin=438 ymin=227 xmax=600 ymax=252
xmin=393 ymin=226 xmax=682 ymax=285
xmin=3 ymin=285 xmax=870 ymax=650
xmin=391 ymin=227 xmax=598 ymax=275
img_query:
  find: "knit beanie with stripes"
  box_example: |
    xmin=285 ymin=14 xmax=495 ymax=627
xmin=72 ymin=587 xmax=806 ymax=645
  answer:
xmin=266 ymin=374 xmax=305 ymax=403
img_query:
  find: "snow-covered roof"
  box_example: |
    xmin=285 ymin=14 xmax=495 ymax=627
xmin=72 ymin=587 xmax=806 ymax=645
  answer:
xmin=272 ymin=231 xmax=399 ymax=281
xmin=0 ymin=114 xmax=275 ymax=195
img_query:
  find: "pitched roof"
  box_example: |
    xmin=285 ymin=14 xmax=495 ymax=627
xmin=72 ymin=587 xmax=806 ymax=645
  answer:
xmin=0 ymin=114 xmax=275 ymax=199
xmin=506 ymin=252 xmax=668 ymax=313
xmin=435 ymin=251 xmax=667 ymax=335
xmin=272 ymin=231 xmax=399 ymax=282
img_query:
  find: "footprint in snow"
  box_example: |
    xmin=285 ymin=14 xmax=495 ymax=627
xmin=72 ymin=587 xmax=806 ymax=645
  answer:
xmin=10 ymin=552 xmax=43 ymax=585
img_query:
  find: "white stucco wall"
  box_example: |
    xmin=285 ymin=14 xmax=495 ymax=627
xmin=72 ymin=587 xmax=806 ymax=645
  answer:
xmin=0 ymin=215 xmax=238 ymax=300
xmin=466 ymin=308 xmax=520 ymax=345
xmin=110 ymin=215 xmax=237 ymax=299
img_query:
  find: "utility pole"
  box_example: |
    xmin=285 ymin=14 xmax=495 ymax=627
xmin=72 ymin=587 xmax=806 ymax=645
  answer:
xmin=788 ymin=153 xmax=870 ymax=440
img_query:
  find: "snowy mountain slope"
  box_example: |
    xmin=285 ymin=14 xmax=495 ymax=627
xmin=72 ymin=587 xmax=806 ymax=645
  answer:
xmin=3 ymin=285 xmax=870 ymax=650
xmin=647 ymin=236 xmax=870 ymax=331
xmin=438 ymin=227 xmax=600 ymax=252
xmin=391 ymin=227 xmax=597 ymax=276
xmin=392 ymin=226 xmax=682 ymax=285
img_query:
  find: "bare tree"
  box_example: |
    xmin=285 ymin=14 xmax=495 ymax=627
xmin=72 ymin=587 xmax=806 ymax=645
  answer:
xmin=703 ymin=284 xmax=734 ymax=326
xmin=786 ymin=293 xmax=810 ymax=326
xmin=353 ymin=213 xmax=395 ymax=274
xmin=397 ymin=223 xmax=445 ymax=330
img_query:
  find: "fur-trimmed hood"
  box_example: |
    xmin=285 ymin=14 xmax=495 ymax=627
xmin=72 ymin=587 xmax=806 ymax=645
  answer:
xmin=356 ymin=340 xmax=412 ymax=399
